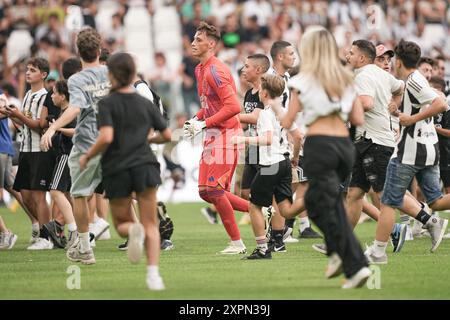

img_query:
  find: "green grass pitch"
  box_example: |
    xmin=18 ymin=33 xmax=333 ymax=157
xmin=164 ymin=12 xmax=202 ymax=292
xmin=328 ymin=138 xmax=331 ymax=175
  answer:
xmin=1 ymin=203 xmax=450 ymax=299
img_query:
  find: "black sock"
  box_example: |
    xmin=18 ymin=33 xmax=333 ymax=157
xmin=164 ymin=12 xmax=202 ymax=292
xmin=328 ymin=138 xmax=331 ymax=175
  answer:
xmin=415 ymin=210 xmax=431 ymax=225
xmin=272 ymin=229 xmax=284 ymax=244
xmin=285 ymin=218 xmax=295 ymax=229
xmin=39 ymin=227 xmax=49 ymax=240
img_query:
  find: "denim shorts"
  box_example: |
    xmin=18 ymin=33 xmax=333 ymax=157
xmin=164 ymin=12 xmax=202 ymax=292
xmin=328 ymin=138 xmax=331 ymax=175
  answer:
xmin=381 ymin=157 xmax=443 ymax=208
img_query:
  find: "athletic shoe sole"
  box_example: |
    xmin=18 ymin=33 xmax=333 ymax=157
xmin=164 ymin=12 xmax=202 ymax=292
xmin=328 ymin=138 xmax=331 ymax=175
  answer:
xmin=393 ymin=224 xmax=408 ymax=253
xmin=312 ymin=244 xmax=327 ymax=255
xmin=128 ymin=223 xmax=145 ymax=264
xmin=431 ymin=219 xmax=448 ymax=253
xmin=201 ymin=208 xmax=217 ymax=224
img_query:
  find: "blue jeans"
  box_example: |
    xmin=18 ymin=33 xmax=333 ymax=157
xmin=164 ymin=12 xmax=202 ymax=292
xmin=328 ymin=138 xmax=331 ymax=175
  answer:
xmin=381 ymin=157 xmax=443 ymax=208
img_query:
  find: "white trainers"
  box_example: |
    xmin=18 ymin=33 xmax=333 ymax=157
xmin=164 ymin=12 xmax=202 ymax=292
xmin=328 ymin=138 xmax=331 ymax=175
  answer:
xmin=412 ymin=219 xmax=424 ymax=238
xmin=342 ymin=267 xmax=372 ymax=289
xmin=98 ymin=228 xmax=111 ymax=240
xmin=325 ymin=253 xmax=343 ymax=279
xmin=364 ymin=245 xmax=388 ymax=265
xmin=91 ymin=218 xmax=110 ymax=240
xmin=219 ymin=243 xmax=246 ymax=255
xmin=424 ymin=217 xmax=449 ymax=252
xmin=128 ymin=223 xmax=145 ymax=264
xmin=27 ymin=237 xmax=54 ymax=250
xmin=284 ymin=235 xmax=299 ymax=243
xmin=146 ymin=275 xmax=165 ymax=291
xmin=0 ymin=232 xmax=18 ymax=250
xmin=404 ymin=224 xmax=414 ymax=241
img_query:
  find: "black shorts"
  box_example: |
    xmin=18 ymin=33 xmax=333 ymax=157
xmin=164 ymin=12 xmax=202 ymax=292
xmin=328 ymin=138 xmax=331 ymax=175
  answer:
xmin=95 ymin=181 xmax=104 ymax=194
xmin=440 ymin=166 xmax=450 ymax=188
xmin=13 ymin=152 xmax=55 ymax=191
xmin=349 ymin=141 xmax=394 ymax=193
xmin=103 ymin=163 xmax=162 ymax=199
xmin=50 ymin=154 xmax=71 ymax=192
xmin=249 ymin=157 xmax=293 ymax=207
xmin=241 ymin=163 xmax=259 ymax=190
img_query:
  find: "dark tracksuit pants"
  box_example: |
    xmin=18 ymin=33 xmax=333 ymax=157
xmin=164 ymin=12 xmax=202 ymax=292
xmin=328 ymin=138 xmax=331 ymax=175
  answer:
xmin=303 ymin=135 xmax=368 ymax=278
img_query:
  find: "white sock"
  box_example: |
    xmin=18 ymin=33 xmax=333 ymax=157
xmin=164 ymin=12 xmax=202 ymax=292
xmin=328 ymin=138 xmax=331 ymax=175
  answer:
xmin=93 ymin=216 xmax=100 ymax=223
xmin=88 ymin=223 xmax=94 ymax=232
xmin=232 ymin=239 xmax=245 ymax=248
xmin=299 ymin=217 xmax=310 ymax=233
xmin=255 ymin=236 xmax=267 ymax=253
xmin=373 ymin=240 xmax=387 ymax=257
xmin=147 ymin=265 xmax=160 ymax=278
xmin=68 ymin=223 xmax=77 ymax=232
xmin=79 ymin=232 xmax=91 ymax=253
xmin=32 ymin=223 xmax=39 ymax=233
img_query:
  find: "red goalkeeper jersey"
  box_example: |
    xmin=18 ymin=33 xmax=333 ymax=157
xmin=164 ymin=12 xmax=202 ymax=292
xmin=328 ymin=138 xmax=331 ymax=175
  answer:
xmin=195 ymin=55 xmax=242 ymax=149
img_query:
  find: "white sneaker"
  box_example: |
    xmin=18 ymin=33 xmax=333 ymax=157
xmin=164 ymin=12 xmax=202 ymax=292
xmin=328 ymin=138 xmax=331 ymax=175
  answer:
xmin=325 ymin=253 xmax=343 ymax=279
xmin=98 ymin=229 xmax=111 ymax=240
xmin=146 ymin=275 xmax=165 ymax=291
xmin=404 ymin=224 xmax=414 ymax=241
xmin=91 ymin=218 xmax=110 ymax=240
xmin=27 ymin=237 xmax=54 ymax=250
xmin=284 ymin=235 xmax=299 ymax=243
xmin=218 ymin=242 xmax=246 ymax=255
xmin=0 ymin=232 xmax=18 ymax=250
xmin=342 ymin=267 xmax=372 ymax=289
xmin=128 ymin=223 xmax=145 ymax=264
xmin=412 ymin=219 xmax=424 ymax=238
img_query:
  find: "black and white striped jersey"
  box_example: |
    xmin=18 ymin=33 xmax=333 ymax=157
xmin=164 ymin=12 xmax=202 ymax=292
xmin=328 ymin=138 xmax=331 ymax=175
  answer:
xmin=19 ymin=88 xmax=47 ymax=152
xmin=394 ymin=70 xmax=439 ymax=166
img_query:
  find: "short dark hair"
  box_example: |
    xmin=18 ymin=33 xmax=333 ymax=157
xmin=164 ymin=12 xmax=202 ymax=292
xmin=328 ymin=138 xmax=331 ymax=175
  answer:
xmin=99 ymin=48 xmax=110 ymax=63
xmin=61 ymin=58 xmax=82 ymax=79
xmin=196 ymin=21 xmax=221 ymax=42
xmin=417 ymin=57 xmax=435 ymax=68
xmin=26 ymin=57 xmax=50 ymax=78
xmin=76 ymin=28 xmax=101 ymax=63
xmin=394 ymin=39 xmax=421 ymax=69
xmin=352 ymin=39 xmax=376 ymax=63
xmin=107 ymin=52 xmax=136 ymax=90
xmin=435 ymin=55 xmax=445 ymax=62
xmin=270 ymin=41 xmax=291 ymax=60
xmin=247 ymin=54 xmax=270 ymax=73
xmin=54 ymin=80 xmax=70 ymax=101
xmin=261 ymin=74 xmax=285 ymax=99
xmin=429 ymin=76 xmax=446 ymax=92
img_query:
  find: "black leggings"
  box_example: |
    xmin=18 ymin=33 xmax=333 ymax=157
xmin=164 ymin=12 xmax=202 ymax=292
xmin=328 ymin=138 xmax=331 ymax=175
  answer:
xmin=303 ymin=136 xmax=367 ymax=278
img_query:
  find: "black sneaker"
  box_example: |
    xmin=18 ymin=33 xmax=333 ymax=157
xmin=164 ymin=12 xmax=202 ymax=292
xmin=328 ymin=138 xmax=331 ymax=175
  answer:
xmin=299 ymin=227 xmax=323 ymax=239
xmin=118 ymin=239 xmax=128 ymax=251
xmin=242 ymin=248 xmax=272 ymax=260
xmin=269 ymin=242 xmax=286 ymax=253
xmin=43 ymin=221 xmax=66 ymax=249
xmin=161 ymin=239 xmax=174 ymax=251
xmin=201 ymin=207 xmax=218 ymax=224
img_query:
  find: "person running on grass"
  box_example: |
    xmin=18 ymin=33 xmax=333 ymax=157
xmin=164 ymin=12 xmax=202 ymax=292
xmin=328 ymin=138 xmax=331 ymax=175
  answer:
xmin=79 ymin=52 xmax=171 ymax=290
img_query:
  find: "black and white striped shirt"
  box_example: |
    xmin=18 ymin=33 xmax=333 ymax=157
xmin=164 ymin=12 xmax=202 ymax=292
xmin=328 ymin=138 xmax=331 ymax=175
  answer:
xmin=394 ymin=71 xmax=439 ymax=166
xmin=19 ymin=88 xmax=47 ymax=152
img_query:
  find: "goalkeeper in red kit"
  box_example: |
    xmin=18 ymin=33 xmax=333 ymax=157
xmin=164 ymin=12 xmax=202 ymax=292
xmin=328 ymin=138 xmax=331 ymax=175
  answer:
xmin=183 ymin=21 xmax=249 ymax=254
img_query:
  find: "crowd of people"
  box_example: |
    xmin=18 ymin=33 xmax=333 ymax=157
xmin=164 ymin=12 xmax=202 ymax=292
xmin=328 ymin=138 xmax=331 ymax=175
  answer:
xmin=0 ymin=1 xmax=450 ymax=291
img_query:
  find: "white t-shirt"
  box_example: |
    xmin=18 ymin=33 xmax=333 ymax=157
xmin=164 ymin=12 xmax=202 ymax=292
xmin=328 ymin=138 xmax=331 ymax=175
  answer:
xmin=257 ymin=105 xmax=289 ymax=166
xmin=288 ymin=74 xmax=356 ymax=127
xmin=354 ymin=64 xmax=404 ymax=147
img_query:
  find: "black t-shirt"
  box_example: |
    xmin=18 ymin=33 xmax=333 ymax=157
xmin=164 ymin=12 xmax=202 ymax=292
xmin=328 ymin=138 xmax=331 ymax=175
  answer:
xmin=243 ymin=88 xmax=263 ymax=165
xmin=44 ymin=89 xmax=61 ymax=120
xmin=97 ymin=92 xmax=168 ymax=177
xmin=56 ymin=108 xmax=76 ymax=155
xmin=435 ymin=108 xmax=450 ymax=166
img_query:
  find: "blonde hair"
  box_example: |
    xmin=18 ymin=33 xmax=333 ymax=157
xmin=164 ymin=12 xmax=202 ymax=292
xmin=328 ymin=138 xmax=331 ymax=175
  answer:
xmin=261 ymin=74 xmax=285 ymax=99
xmin=299 ymin=26 xmax=353 ymax=99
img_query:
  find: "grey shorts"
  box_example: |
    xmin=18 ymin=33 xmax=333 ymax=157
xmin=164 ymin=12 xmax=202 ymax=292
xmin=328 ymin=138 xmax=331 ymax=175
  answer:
xmin=68 ymin=146 xmax=102 ymax=198
xmin=0 ymin=153 xmax=14 ymax=188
